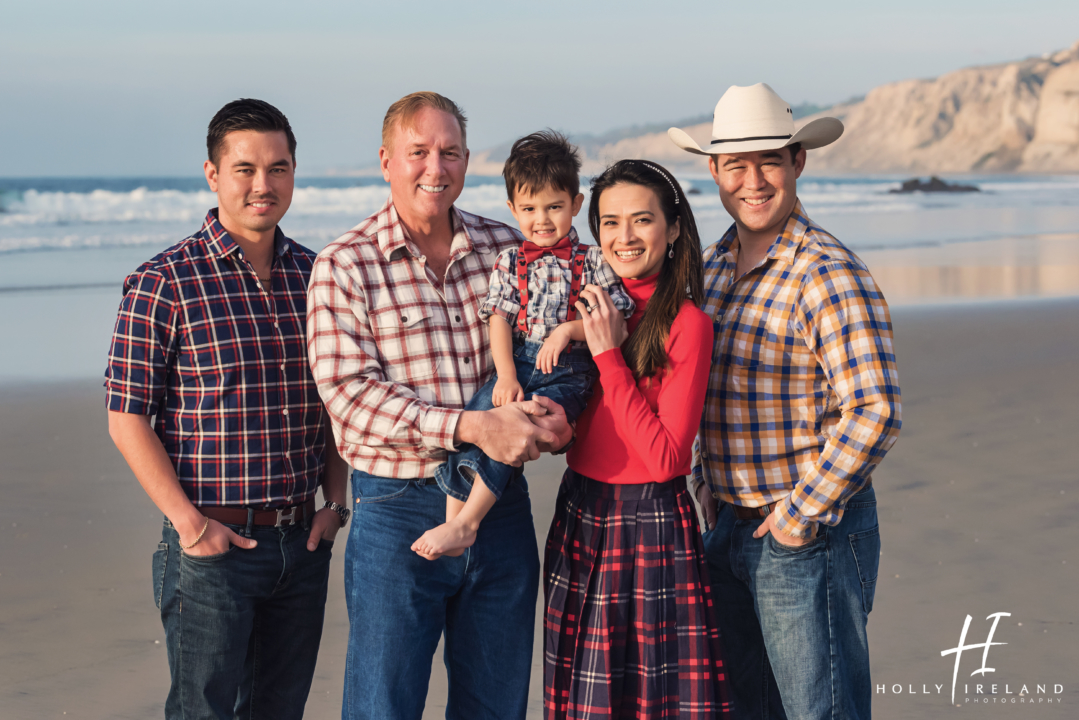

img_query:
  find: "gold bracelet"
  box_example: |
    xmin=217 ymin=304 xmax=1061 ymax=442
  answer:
xmin=180 ymin=517 xmax=210 ymax=550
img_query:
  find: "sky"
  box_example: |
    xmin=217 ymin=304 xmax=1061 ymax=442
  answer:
xmin=2 ymin=0 xmax=1078 ymax=176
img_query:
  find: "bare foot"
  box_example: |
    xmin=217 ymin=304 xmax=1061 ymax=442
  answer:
xmin=410 ymin=518 xmax=478 ymax=560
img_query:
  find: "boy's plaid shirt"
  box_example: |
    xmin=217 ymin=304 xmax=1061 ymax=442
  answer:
xmin=693 ymin=200 xmax=902 ymax=538
xmin=307 ymin=197 xmax=521 ymax=479
xmin=104 ymin=210 xmax=326 ymax=507
xmin=478 ymin=226 xmax=635 ymax=344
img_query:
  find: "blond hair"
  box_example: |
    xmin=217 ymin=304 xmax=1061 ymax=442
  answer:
xmin=381 ymin=91 xmax=468 ymax=154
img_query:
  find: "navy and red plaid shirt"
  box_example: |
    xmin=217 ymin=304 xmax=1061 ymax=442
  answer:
xmin=105 ymin=209 xmax=326 ymax=508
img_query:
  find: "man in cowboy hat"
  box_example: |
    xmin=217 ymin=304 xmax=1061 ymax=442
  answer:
xmin=670 ymin=83 xmax=902 ymax=719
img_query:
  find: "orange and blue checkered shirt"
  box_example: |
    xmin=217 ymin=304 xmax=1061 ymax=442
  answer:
xmin=692 ymin=200 xmax=901 ymax=538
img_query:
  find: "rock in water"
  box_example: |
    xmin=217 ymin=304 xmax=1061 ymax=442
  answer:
xmin=889 ymin=177 xmax=980 ymax=194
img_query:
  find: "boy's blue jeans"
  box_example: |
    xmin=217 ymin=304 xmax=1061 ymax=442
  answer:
xmin=702 ymin=483 xmax=881 ymax=720
xmin=435 ymin=340 xmax=598 ymax=503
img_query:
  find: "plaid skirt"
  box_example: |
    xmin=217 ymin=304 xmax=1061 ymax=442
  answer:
xmin=543 ymin=470 xmax=731 ymax=719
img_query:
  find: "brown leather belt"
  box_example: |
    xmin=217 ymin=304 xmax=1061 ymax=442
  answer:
xmin=727 ymin=477 xmax=872 ymax=521
xmin=199 ymin=498 xmax=316 ymax=528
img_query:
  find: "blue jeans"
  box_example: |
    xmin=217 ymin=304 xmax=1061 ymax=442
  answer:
xmin=437 ymin=340 xmax=597 ymax=502
xmin=702 ymin=484 xmax=881 ymax=720
xmin=344 ymin=469 xmax=540 ymax=720
xmin=153 ymin=515 xmax=332 ymax=720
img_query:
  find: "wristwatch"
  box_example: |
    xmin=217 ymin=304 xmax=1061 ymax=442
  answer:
xmin=323 ymin=501 xmax=351 ymax=526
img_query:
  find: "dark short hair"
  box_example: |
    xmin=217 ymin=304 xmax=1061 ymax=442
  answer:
xmin=709 ymin=141 xmax=803 ymax=169
xmin=207 ymin=98 xmax=296 ymax=166
xmin=503 ymin=130 xmax=581 ymax=202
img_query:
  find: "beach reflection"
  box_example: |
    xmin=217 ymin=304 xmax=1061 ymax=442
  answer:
xmin=858 ymin=233 xmax=1079 ymax=305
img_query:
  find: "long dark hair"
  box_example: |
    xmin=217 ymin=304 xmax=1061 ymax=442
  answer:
xmin=587 ymin=160 xmax=703 ymax=380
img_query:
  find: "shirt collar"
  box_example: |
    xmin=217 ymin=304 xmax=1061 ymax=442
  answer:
xmin=201 ymin=208 xmax=292 ymax=259
xmin=716 ymin=198 xmax=811 ymax=267
xmin=375 ymin=195 xmax=474 ymax=262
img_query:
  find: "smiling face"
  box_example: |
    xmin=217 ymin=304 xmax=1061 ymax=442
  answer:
xmin=710 ymin=147 xmax=805 ymax=247
xmin=203 ymin=129 xmax=294 ymax=241
xmin=507 ymin=186 xmax=584 ymax=246
xmin=596 ymin=183 xmax=679 ymax=280
xmin=380 ymin=106 xmax=469 ymax=228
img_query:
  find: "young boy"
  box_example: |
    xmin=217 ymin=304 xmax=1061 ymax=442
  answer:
xmin=411 ymin=130 xmax=634 ymax=560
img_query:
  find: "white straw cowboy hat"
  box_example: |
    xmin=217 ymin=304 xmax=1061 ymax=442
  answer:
xmin=668 ymin=83 xmax=843 ymax=155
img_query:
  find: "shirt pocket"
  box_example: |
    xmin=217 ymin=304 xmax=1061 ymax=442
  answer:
xmin=369 ymin=305 xmax=442 ymax=382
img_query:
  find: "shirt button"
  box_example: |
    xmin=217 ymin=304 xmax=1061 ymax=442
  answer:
xmin=281 ymin=363 xmax=286 ymax=371
xmin=454 ymin=315 xmax=461 ymax=322
xmin=282 ymin=409 xmax=289 ymax=416
xmin=401 ymin=315 xmax=408 ymax=322
xmin=274 ymin=322 xmax=280 ymax=329
xmin=463 ymin=357 xmax=471 ymax=364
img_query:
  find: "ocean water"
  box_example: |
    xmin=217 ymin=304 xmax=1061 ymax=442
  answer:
xmin=2 ymin=174 xmax=1078 ymax=380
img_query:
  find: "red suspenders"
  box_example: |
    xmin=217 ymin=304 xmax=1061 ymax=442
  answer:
xmin=515 ymin=245 xmax=588 ymax=334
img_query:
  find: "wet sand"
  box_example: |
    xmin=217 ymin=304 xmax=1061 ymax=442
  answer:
xmin=0 ymin=297 xmax=1077 ymax=719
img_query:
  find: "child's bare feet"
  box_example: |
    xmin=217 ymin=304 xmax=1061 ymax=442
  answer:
xmin=411 ymin=518 xmax=478 ymax=560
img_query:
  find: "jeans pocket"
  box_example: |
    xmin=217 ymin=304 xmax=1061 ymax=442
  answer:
xmin=768 ymin=527 xmax=827 ymax=555
xmin=353 ymin=471 xmax=413 ymax=504
xmin=152 ymin=542 xmax=168 ymax=609
xmin=181 ymin=545 xmax=237 ymax=563
xmin=849 ymin=526 xmax=881 ymax=613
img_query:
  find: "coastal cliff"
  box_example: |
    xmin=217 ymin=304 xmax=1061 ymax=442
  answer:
xmin=808 ymin=40 xmax=1079 ymax=173
xmin=466 ymin=40 xmax=1079 ymax=176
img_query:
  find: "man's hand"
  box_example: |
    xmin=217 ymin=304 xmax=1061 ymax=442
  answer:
xmin=306 ymin=508 xmax=342 ymax=551
xmin=181 ymin=517 xmax=258 ymax=557
xmin=457 ymin=403 xmax=559 ymax=466
xmin=526 ymin=395 xmax=573 ymax=453
xmin=695 ymin=483 xmax=718 ymax=531
xmin=536 ymin=328 xmax=571 ymax=375
xmin=752 ymin=505 xmax=818 ymax=547
xmin=492 ymin=375 xmax=525 ymax=407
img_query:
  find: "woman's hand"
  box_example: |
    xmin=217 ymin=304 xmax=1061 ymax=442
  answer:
xmin=575 ymin=284 xmax=628 ymax=356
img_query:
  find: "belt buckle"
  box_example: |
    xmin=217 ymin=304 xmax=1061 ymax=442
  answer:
xmin=275 ymin=505 xmax=298 ymax=527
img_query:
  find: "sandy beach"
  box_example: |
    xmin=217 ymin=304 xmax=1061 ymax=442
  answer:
xmin=1 ymin=295 xmax=1075 ymax=719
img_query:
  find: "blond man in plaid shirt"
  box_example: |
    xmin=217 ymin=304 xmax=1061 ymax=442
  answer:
xmin=669 ymin=84 xmax=902 ymax=719
xmin=307 ymin=92 xmax=571 ymax=720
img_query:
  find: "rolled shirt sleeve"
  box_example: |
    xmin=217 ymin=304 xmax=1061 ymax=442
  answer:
xmin=476 ymin=249 xmax=521 ymax=326
xmin=105 ymin=270 xmax=178 ymax=416
xmin=586 ymin=247 xmax=635 ymax=319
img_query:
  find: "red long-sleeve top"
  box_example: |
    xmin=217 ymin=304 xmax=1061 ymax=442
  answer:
xmin=568 ymin=273 xmax=714 ymax=484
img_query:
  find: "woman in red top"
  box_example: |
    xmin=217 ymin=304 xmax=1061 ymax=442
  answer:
xmin=543 ymin=160 xmax=730 ymax=719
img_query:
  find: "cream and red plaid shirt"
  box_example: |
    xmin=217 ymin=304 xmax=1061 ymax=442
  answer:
xmin=307 ymin=197 xmax=521 ymax=479
xmin=693 ymin=200 xmax=902 ymax=538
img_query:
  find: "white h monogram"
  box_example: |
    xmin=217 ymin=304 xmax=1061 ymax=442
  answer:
xmin=940 ymin=612 xmax=1011 ymax=704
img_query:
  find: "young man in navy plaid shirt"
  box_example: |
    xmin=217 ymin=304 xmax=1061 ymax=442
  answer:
xmin=106 ymin=99 xmax=348 ymax=720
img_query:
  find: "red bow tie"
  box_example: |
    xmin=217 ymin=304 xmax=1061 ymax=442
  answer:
xmin=519 ymin=235 xmax=573 ymax=265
